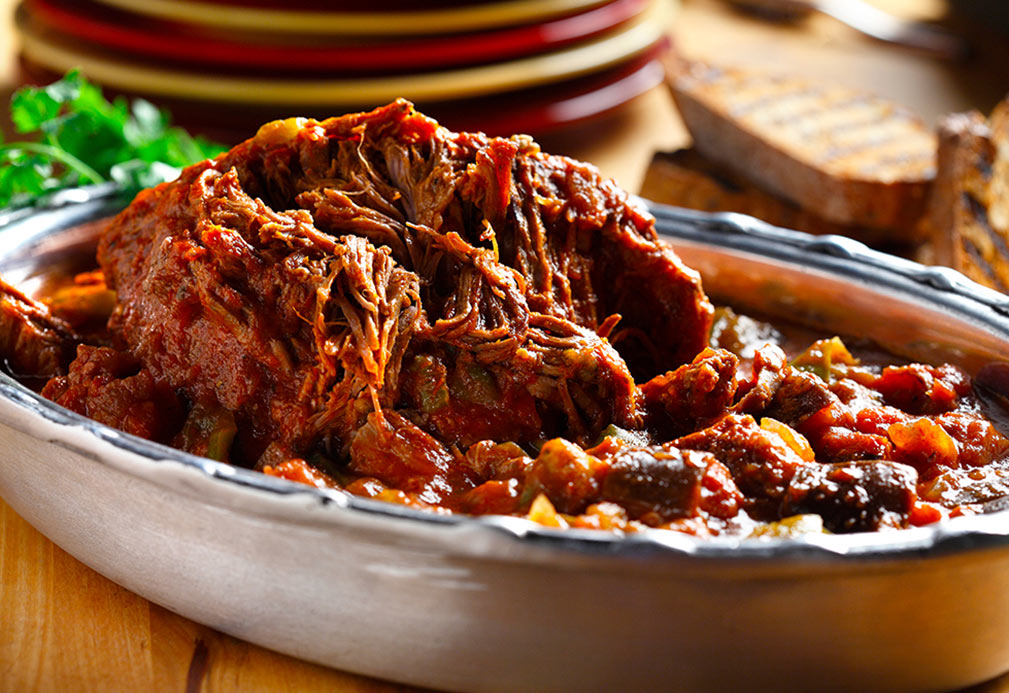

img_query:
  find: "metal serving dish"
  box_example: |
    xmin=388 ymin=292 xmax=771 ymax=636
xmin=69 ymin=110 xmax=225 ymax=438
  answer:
xmin=2 ymin=188 xmax=1009 ymax=692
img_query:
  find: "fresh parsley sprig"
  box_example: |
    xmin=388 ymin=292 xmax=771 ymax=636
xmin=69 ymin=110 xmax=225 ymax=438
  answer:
xmin=0 ymin=70 xmax=226 ymax=208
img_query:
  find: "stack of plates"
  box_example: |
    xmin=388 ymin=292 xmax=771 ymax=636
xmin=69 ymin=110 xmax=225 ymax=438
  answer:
xmin=14 ymin=0 xmax=675 ymax=141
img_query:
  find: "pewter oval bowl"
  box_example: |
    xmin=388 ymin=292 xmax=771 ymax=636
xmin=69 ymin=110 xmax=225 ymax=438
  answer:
xmin=2 ymin=188 xmax=1009 ymax=692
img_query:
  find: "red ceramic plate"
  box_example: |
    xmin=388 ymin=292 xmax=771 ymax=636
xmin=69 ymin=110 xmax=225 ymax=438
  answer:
xmin=87 ymin=0 xmax=613 ymax=36
xmin=17 ymin=39 xmax=669 ymax=141
xmin=197 ymin=1 xmax=477 ymax=9
xmin=26 ymin=0 xmax=648 ymax=73
xmin=17 ymin=0 xmax=669 ymax=103
xmin=446 ymin=40 xmax=668 ymax=135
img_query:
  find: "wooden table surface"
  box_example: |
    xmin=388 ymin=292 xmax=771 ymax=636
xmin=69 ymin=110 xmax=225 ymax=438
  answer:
xmin=2 ymin=1 xmax=1009 ymax=691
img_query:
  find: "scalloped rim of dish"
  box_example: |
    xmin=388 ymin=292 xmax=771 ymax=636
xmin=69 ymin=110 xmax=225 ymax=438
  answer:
xmin=4 ymin=185 xmax=1009 ymax=563
xmin=15 ymin=0 xmax=669 ymax=104
xmin=89 ymin=0 xmax=614 ymax=35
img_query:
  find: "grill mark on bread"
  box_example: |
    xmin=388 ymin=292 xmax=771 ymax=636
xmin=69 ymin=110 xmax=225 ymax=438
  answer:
xmin=728 ymin=85 xmax=835 ymax=119
xmin=961 ymin=236 xmax=1008 ymax=291
xmin=776 ymin=108 xmax=889 ymax=137
xmin=762 ymin=97 xmax=882 ymax=130
xmin=668 ymin=60 xmax=934 ymax=231
xmin=978 ymin=156 xmax=993 ymax=178
xmin=639 ymin=149 xmax=902 ymax=247
xmin=963 ymin=191 xmax=1009 ymax=263
xmin=924 ymin=108 xmax=999 ymax=282
xmin=818 ymin=125 xmax=935 ymax=174
xmin=689 ymin=72 xmax=934 ymax=176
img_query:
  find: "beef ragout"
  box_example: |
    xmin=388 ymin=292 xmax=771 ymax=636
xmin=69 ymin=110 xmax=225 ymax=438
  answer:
xmin=4 ymin=100 xmax=1009 ymax=537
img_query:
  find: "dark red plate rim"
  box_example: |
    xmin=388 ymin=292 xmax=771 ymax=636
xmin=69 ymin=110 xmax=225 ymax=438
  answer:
xmin=26 ymin=0 xmax=647 ymax=73
xmin=17 ymin=38 xmax=669 ymax=139
xmin=186 ymin=0 xmax=482 ymax=9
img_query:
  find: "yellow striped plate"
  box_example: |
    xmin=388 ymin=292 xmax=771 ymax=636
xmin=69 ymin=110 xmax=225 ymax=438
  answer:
xmin=89 ymin=0 xmax=615 ymax=36
xmin=18 ymin=0 xmax=674 ymax=105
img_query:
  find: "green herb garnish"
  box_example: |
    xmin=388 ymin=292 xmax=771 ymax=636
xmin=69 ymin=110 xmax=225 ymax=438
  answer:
xmin=0 ymin=70 xmax=226 ymax=208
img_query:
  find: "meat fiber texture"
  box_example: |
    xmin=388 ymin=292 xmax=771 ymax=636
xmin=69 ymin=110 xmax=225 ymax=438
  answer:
xmin=97 ymin=100 xmax=712 ymax=467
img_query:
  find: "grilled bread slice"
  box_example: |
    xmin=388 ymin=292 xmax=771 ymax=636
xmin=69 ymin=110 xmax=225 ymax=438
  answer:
xmin=926 ymin=99 xmax=1009 ymax=291
xmin=640 ymin=148 xmax=902 ymax=248
xmin=668 ymin=60 xmax=935 ymax=236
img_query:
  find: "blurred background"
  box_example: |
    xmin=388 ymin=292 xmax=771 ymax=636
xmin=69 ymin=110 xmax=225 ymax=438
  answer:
xmin=1 ymin=0 xmax=1007 ymax=192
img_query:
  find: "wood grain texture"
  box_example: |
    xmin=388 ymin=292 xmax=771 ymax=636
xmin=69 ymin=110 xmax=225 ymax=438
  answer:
xmin=2 ymin=0 xmax=1009 ymax=691
xmin=0 ymin=499 xmax=422 ymax=693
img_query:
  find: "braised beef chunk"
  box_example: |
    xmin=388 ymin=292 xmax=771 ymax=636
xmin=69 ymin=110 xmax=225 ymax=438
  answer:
xmin=733 ymin=344 xmax=787 ymax=414
xmin=781 ymin=461 xmax=918 ymax=533
xmin=463 ymin=440 xmax=532 ymax=483
xmin=763 ymin=370 xmax=836 ymax=426
xmin=872 ymin=363 xmax=971 ymax=415
xmin=518 ymin=438 xmax=744 ymax=523
xmin=524 ymin=438 xmax=607 ymax=514
xmin=0 ymin=278 xmax=79 ymax=380
xmin=41 ymin=345 xmax=182 ymax=442
xmin=814 ymin=426 xmax=893 ymax=463
xmin=674 ymin=413 xmax=808 ymax=504
xmin=936 ymin=411 xmax=1009 ymax=468
xmin=496 ymin=313 xmax=640 ymax=443
xmin=641 ymin=348 xmax=739 ymax=435
xmin=600 ymin=446 xmax=740 ymax=522
xmin=594 ymin=231 xmax=712 ymax=379
xmin=348 ymin=410 xmax=467 ymax=504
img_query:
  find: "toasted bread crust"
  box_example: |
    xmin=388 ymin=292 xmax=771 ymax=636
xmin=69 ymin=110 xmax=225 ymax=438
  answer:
xmin=640 ymin=149 xmax=913 ymax=247
xmin=668 ymin=60 xmax=935 ymax=231
xmin=927 ymin=100 xmax=1009 ymax=291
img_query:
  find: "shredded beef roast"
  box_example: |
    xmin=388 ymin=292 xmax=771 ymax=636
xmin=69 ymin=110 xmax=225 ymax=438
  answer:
xmin=96 ymin=100 xmax=710 ymax=467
